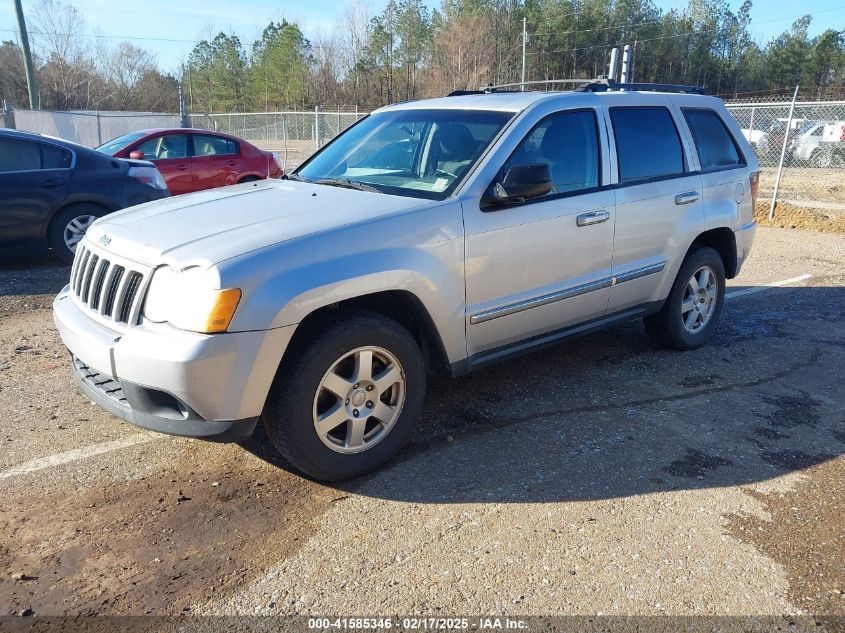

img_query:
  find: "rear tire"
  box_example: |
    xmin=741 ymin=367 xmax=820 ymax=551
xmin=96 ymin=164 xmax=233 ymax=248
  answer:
xmin=262 ymin=311 xmax=426 ymax=481
xmin=644 ymin=246 xmax=726 ymax=350
xmin=47 ymin=203 xmax=109 ymax=265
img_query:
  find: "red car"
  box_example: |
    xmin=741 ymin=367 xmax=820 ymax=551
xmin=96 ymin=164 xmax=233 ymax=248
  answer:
xmin=97 ymin=129 xmax=283 ymax=195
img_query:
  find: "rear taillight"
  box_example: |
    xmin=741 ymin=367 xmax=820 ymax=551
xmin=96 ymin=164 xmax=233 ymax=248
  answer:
xmin=128 ymin=166 xmax=168 ymax=191
xmin=749 ymin=171 xmax=759 ymax=209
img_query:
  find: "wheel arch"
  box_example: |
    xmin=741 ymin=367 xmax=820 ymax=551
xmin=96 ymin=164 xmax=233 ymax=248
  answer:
xmin=689 ymin=227 xmax=737 ymax=278
xmin=282 ymin=289 xmax=452 ymax=376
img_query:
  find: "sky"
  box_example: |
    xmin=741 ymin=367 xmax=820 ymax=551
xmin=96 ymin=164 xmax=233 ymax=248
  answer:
xmin=1 ymin=0 xmax=844 ymax=72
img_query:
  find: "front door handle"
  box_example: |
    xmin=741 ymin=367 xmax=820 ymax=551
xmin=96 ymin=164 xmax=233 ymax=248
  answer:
xmin=576 ymin=210 xmax=610 ymax=227
xmin=675 ymin=191 xmax=700 ymax=205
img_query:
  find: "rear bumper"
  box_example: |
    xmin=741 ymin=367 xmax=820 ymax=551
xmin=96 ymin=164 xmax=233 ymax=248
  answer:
xmin=735 ymin=221 xmax=756 ymax=275
xmin=54 ymin=285 xmax=295 ymax=441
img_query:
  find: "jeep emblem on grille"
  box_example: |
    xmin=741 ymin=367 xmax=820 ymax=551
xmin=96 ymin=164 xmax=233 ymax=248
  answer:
xmin=99 ymin=234 xmax=112 ymax=247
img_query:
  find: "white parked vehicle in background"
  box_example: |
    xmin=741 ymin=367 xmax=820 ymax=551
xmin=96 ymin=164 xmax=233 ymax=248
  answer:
xmin=741 ymin=127 xmax=766 ymax=150
xmin=790 ymin=121 xmax=827 ymax=164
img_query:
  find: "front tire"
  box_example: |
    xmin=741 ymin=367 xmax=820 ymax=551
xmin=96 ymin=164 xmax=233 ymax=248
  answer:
xmin=263 ymin=312 xmax=426 ymax=481
xmin=644 ymin=246 xmax=726 ymax=350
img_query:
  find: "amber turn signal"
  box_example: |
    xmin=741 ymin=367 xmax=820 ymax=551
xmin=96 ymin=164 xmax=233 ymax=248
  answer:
xmin=203 ymin=288 xmax=241 ymax=333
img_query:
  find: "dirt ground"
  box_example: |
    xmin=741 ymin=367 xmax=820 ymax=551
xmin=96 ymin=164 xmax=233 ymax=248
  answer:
xmin=758 ymin=168 xmax=845 ymax=205
xmin=0 ymin=227 xmax=843 ymax=629
xmin=754 ymin=201 xmax=845 ymax=233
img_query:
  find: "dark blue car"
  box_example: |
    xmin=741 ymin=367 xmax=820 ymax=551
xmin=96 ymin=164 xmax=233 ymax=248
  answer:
xmin=0 ymin=129 xmax=169 ymax=263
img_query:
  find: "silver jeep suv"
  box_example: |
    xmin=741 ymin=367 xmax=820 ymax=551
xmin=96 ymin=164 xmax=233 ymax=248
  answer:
xmin=54 ymin=86 xmax=758 ymax=480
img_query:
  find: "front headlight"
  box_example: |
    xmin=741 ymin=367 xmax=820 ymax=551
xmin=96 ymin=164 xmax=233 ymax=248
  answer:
xmin=143 ymin=266 xmax=241 ymax=333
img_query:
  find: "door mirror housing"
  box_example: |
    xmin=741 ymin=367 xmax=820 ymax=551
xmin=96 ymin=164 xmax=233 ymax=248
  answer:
xmin=482 ymin=163 xmax=553 ymax=209
xmin=128 ymin=150 xmax=145 ymax=160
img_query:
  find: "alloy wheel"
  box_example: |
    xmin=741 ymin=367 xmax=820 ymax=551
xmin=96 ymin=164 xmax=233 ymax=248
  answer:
xmin=63 ymin=214 xmax=98 ymax=252
xmin=681 ymin=265 xmax=718 ymax=334
xmin=312 ymin=346 xmax=406 ymax=454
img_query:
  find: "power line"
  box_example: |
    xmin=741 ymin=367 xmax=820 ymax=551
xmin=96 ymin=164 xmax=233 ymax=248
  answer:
xmin=0 ymin=28 xmax=201 ymax=44
xmin=526 ymin=6 xmax=845 ymax=57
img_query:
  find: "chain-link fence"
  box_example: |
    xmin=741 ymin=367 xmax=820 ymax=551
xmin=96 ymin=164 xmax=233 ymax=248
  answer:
xmin=724 ymin=97 xmax=845 ymax=226
xmin=188 ymin=110 xmax=366 ymax=170
xmin=8 ymin=109 xmax=181 ymax=147
xmin=725 ymin=98 xmax=845 ymax=168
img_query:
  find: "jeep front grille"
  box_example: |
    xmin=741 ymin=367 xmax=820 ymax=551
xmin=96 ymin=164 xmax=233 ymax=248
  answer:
xmin=69 ymin=243 xmax=150 ymax=327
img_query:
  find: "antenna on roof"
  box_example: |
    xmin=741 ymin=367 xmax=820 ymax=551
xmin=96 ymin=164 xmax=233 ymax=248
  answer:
xmin=620 ymin=45 xmax=631 ymax=85
xmin=607 ymin=48 xmax=619 ymax=83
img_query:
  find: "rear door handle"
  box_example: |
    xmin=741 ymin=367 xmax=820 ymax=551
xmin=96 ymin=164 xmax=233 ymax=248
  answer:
xmin=41 ymin=179 xmax=63 ymax=187
xmin=675 ymin=191 xmax=700 ymax=205
xmin=576 ymin=210 xmax=610 ymax=227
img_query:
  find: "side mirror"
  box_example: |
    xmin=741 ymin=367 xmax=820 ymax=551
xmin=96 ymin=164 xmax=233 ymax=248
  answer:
xmin=482 ymin=163 xmax=552 ymax=208
xmin=128 ymin=150 xmax=145 ymax=160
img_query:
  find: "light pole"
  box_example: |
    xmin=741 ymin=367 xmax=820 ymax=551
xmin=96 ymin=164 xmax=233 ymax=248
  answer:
xmin=13 ymin=0 xmax=40 ymax=109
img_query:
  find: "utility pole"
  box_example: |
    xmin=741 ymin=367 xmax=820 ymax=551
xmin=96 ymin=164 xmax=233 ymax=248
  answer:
xmin=521 ymin=17 xmax=528 ymax=91
xmin=13 ymin=0 xmax=40 ymax=110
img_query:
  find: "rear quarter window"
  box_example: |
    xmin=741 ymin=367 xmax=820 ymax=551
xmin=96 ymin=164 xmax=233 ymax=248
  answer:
xmin=610 ymin=107 xmax=685 ymax=183
xmin=683 ymin=108 xmax=744 ymax=171
xmin=42 ymin=144 xmax=73 ymax=169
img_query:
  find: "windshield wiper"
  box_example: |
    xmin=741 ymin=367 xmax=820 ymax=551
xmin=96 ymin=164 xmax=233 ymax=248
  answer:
xmin=314 ymin=178 xmax=379 ymax=193
xmin=282 ymin=173 xmax=310 ymax=182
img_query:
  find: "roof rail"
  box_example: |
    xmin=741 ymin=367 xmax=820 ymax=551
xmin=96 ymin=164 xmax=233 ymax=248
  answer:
xmin=477 ymin=79 xmax=590 ymax=93
xmin=447 ymin=78 xmax=705 ymax=98
xmin=576 ymin=79 xmax=705 ymax=94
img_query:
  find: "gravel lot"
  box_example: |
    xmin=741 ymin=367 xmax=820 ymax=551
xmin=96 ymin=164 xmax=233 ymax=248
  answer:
xmin=0 ymin=227 xmax=843 ymax=625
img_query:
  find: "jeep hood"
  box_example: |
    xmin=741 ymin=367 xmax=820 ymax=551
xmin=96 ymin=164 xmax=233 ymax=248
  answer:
xmin=85 ymin=180 xmax=430 ymax=267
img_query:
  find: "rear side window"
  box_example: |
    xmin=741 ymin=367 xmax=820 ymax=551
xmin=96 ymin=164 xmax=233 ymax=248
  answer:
xmin=610 ymin=107 xmax=685 ymax=183
xmin=193 ymin=134 xmax=237 ymax=157
xmin=42 ymin=144 xmax=73 ymax=169
xmin=0 ymin=138 xmax=41 ymax=172
xmin=683 ymin=108 xmax=744 ymax=171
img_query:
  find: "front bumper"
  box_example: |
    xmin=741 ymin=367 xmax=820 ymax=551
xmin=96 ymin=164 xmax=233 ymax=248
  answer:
xmin=53 ymin=285 xmax=295 ymax=441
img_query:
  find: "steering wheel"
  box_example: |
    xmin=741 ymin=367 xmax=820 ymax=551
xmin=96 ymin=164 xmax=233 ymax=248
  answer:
xmin=435 ymin=167 xmax=457 ymax=180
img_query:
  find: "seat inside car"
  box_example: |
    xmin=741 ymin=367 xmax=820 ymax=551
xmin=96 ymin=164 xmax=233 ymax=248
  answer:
xmin=430 ymin=122 xmax=477 ymax=178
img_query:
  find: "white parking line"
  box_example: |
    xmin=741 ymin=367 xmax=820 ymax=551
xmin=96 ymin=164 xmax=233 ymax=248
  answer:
xmin=0 ymin=433 xmax=157 ymax=480
xmin=0 ymin=273 xmax=816 ymax=481
xmin=726 ymin=274 xmax=812 ymax=300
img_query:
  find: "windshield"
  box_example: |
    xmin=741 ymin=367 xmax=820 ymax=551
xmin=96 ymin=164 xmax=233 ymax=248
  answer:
xmin=96 ymin=131 xmax=148 ymax=155
xmin=296 ymin=109 xmax=514 ymax=199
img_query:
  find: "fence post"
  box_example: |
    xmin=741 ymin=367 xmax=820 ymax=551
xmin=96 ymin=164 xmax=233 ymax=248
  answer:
xmin=96 ymin=111 xmax=102 ymax=146
xmin=315 ymin=105 xmax=321 ymax=150
xmin=2 ymin=99 xmax=15 ymax=129
xmin=282 ymin=114 xmax=288 ymax=172
xmin=769 ymin=85 xmax=799 ymax=221
xmin=748 ymin=106 xmax=755 ymax=143
xmin=178 ymin=82 xmax=189 ymax=128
